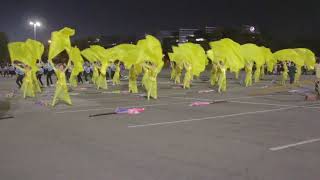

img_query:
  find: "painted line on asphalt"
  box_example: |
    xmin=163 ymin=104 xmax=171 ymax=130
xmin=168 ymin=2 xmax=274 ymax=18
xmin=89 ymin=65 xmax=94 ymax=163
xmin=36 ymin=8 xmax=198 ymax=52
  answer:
xmin=73 ymin=92 xmax=187 ymax=101
xmin=229 ymin=100 xmax=295 ymax=107
xmin=169 ymin=95 xmax=320 ymax=109
xmin=54 ymin=94 xmax=187 ymax=110
xmin=55 ymin=101 xmax=191 ymax=114
xmin=168 ymin=94 xmax=275 ymax=102
xmin=54 ymin=94 xmax=273 ymax=114
xmin=270 ymin=138 xmax=320 ymax=151
xmin=229 ymin=101 xmax=320 ymax=109
xmin=128 ymin=106 xmax=295 ymax=128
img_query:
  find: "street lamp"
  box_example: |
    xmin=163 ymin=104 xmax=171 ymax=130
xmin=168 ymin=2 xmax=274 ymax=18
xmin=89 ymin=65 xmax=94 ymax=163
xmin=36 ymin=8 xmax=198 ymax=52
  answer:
xmin=29 ymin=21 xmax=41 ymax=40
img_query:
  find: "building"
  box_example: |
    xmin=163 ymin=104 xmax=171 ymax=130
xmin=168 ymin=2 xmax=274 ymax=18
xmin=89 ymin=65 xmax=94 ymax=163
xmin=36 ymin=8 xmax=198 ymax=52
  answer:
xmin=155 ymin=30 xmax=178 ymax=44
xmin=205 ymin=26 xmax=218 ymax=34
xmin=178 ymin=28 xmax=199 ymax=43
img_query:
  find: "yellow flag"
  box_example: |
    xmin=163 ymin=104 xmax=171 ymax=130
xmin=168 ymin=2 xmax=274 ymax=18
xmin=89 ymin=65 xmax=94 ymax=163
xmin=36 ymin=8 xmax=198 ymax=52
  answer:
xmin=178 ymin=43 xmax=207 ymax=77
xmin=294 ymin=48 xmax=316 ymax=70
xmin=25 ymin=39 xmax=44 ymax=69
xmin=8 ymin=42 xmax=32 ymax=65
xmin=90 ymin=45 xmax=112 ymax=75
xmin=261 ymin=47 xmax=276 ymax=72
xmin=48 ymin=27 xmax=75 ymax=60
xmin=274 ymin=49 xmax=303 ymax=66
xmin=69 ymin=47 xmax=84 ymax=75
xmin=209 ymin=39 xmax=244 ymax=72
xmin=240 ymin=43 xmax=265 ymax=66
xmin=81 ymin=48 xmax=100 ymax=62
xmin=137 ymin=35 xmax=164 ymax=72
xmin=112 ymin=44 xmax=141 ymax=69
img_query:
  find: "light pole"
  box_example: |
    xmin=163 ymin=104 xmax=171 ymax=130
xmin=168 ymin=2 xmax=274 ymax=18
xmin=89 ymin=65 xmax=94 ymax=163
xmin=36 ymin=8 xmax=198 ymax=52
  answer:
xmin=29 ymin=21 xmax=41 ymax=40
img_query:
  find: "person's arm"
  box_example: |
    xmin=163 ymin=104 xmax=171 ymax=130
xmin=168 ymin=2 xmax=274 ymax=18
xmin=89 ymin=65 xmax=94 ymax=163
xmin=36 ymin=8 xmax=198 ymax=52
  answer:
xmin=63 ymin=60 xmax=71 ymax=73
xmin=13 ymin=64 xmax=25 ymax=72
xmin=48 ymin=59 xmax=57 ymax=72
xmin=142 ymin=63 xmax=149 ymax=71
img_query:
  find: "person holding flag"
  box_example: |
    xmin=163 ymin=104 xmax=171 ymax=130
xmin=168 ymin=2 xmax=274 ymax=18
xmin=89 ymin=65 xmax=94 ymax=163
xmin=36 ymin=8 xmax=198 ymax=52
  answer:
xmin=112 ymin=60 xmax=121 ymax=85
xmin=48 ymin=27 xmax=75 ymax=106
xmin=217 ymin=61 xmax=227 ymax=93
xmin=244 ymin=62 xmax=253 ymax=87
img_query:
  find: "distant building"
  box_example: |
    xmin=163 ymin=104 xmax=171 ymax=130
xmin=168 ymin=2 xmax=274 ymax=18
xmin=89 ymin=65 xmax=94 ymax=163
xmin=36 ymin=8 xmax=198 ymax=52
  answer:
xmin=156 ymin=30 xmax=178 ymax=43
xmin=205 ymin=26 xmax=217 ymax=34
xmin=178 ymin=28 xmax=199 ymax=43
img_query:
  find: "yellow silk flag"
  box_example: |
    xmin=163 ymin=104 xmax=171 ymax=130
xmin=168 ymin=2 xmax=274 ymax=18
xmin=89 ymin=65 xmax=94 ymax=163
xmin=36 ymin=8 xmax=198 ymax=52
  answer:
xmin=240 ymin=43 xmax=265 ymax=67
xmin=68 ymin=47 xmax=84 ymax=75
xmin=219 ymin=38 xmax=245 ymax=70
xmin=169 ymin=46 xmax=187 ymax=70
xmin=90 ymin=45 xmax=108 ymax=60
xmin=137 ymin=35 xmax=164 ymax=72
xmin=8 ymin=42 xmax=32 ymax=65
xmin=8 ymin=42 xmax=26 ymax=63
xmin=178 ymin=43 xmax=207 ymax=77
xmin=209 ymin=41 xmax=228 ymax=63
xmin=209 ymin=39 xmax=244 ymax=73
xmin=294 ymin=48 xmax=316 ymax=70
xmin=25 ymin=39 xmax=44 ymax=70
xmin=90 ymin=45 xmax=111 ymax=75
xmin=112 ymin=44 xmax=133 ymax=64
xmin=112 ymin=44 xmax=144 ymax=69
xmin=81 ymin=47 xmax=100 ymax=63
xmin=25 ymin=39 xmax=44 ymax=61
xmin=192 ymin=44 xmax=209 ymax=76
xmin=206 ymin=49 xmax=217 ymax=63
xmin=48 ymin=27 xmax=75 ymax=60
xmin=273 ymin=49 xmax=303 ymax=66
xmin=261 ymin=47 xmax=276 ymax=72
xmin=170 ymin=46 xmax=187 ymax=64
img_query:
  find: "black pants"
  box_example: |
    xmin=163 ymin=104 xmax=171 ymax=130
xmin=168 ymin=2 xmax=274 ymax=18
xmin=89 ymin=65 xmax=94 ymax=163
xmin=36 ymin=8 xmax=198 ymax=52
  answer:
xmin=37 ymin=74 xmax=43 ymax=86
xmin=315 ymin=80 xmax=320 ymax=96
xmin=4 ymin=71 xmax=9 ymax=77
xmin=77 ymin=74 xmax=83 ymax=83
xmin=289 ymin=76 xmax=295 ymax=84
xmin=16 ymin=75 xmax=24 ymax=88
xmin=84 ymin=72 xmax=90 ymax=82
xmin=65 ymin=71 xmax=71 ymax=81
xmin=46 ymin=71 xmax=53 ymax=86
xmin=9 ymin=71 xmax=15 ymax=77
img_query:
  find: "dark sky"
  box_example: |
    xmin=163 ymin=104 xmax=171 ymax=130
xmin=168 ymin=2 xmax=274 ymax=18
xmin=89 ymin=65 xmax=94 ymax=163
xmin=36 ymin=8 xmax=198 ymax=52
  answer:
xmin=0 ymin=0 xmax=319 ymax=42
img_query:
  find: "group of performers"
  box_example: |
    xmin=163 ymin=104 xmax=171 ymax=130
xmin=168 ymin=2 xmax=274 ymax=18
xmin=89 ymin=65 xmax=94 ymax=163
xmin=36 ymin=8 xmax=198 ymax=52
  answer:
xmin=7 ymin=27 xmax=317 ymax=107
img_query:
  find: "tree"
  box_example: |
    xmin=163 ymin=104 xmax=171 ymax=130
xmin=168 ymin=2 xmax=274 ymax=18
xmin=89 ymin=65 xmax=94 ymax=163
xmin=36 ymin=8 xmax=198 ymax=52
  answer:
xmin=0 ymin=32 xmax=9 ymax=63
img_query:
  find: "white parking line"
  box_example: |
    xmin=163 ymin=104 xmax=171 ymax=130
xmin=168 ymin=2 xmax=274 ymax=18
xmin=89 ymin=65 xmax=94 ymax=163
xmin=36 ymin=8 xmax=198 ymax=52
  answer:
xmin=128 ymin=106 xmax=295 ymax=128
xmin=169 ymin=94 xmax=274 ymax=102
xmin=229 ymin=101 xmax=320 ymax=110
xmin=55 ymin=101 xmax=191 ymax=114
xmin=54 ymin=95 xmax=274 ymax=114
xmin=229 ymin=100 xmax=294 ymax=107
xmin=74 ymin=92 xmax=187 ymax=101
xmin=270 ymin=138 xmax=320 ymax=151
xmin=170 ymin=95 xmax=320 ymax=109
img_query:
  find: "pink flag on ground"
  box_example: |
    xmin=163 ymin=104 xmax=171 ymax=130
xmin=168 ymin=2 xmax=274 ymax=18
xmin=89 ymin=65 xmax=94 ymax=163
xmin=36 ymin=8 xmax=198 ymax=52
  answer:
xmin=190 ymin=102 xmax=210 ymax=106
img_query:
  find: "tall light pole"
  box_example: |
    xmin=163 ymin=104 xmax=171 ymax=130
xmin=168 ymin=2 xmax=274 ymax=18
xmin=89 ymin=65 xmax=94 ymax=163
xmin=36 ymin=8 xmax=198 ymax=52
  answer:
xmin=29 ymin=21 xmax=41 ymax=40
